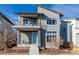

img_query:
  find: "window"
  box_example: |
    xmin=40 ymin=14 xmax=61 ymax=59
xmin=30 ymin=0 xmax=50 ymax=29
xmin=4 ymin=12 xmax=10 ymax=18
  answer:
xmin=47 ymin=31 xmax=57 ymax=35
xmin=47 ymin=18 xmax=57 ymax=25
xmin=47 ymin=35 xmax=51 ymax=42
xmin=52 ymin=31 xmax=57 ymax=33
xmin=0 ymin=29 xmax=3 ymax=39
xmin=47 ymin=31 xmax=52 ymax=35
xmin=0 ymin=32 xmax=3 ymax=37
xmin=51 ymin=20 xmax=57 ymax=25
xmin=32 ymin=20 xmax=37 ymax=26
xmin=47 ymin=35 xmax=57 ymax=43
xmin=47 ymin=31 xmax=51 ymax=34
xmin=23 ymin=18 xmax=29 ymax=26
xmin=47 ymin=18 xmax=51 ymax=24
xmin=47 ymin=31 xmax=57 ymax=43
xmin=52 ymin=35 xmax=57 ymax=43
xmin=0 ymin=18 xmax=3 ymax=24
xmin=47 ymin=35 xmax=57 ymax=44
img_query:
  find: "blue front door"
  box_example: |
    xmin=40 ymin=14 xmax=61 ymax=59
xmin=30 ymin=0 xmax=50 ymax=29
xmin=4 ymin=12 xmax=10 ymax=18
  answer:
xmin=32 ymin=32 xmax=37 ymax=44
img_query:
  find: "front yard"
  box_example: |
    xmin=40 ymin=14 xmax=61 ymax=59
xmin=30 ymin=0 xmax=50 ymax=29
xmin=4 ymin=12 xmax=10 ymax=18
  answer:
xmin=0 ymin=47 xmax=29 ymax=55
xmin=39 ymin=48 xmax=79 ymax=55
xmin=0 ymin=46 xmax=79 ymax=55
xmin=39 ymin=48 xmax=72 ymax=55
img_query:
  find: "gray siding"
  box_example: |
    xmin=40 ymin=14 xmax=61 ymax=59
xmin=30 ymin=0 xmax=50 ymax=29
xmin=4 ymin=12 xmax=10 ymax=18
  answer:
xmin=37 ymin=6 xmax=60 ymax=18
xmin=37 ymin=6 xmax=61 ymax=48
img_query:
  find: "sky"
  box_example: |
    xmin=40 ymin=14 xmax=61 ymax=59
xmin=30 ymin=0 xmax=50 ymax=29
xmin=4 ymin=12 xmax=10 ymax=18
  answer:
xmin=0 ymin=4 xmax=79 ymax=24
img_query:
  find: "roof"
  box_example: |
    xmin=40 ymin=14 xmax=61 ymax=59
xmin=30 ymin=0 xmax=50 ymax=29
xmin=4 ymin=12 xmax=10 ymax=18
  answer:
xmin=64 ymin=18 xmax=79 ymax=20
xmin=61 ymin=20 xmax=71 ymax=23
xmin=63 ymin=18 xmax=79 ymax=22
xmin=16 ymin=12 xmax=44 ymax=18
xmin=0 ymin=13 xmax=14 ymax=25
xmin=16 ymin=5 xmax=64 ymax=18
xmin=37 ymin=5 xmax=64 ymax=16
xmin=61 ymin=18 xmax=77 ymax=23
xmin=16 ymin=12 xmax=43 ymax=15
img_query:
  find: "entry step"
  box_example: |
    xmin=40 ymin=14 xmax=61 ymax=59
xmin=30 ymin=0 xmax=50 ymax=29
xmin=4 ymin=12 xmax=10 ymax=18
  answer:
xmin=29 ymin=44 xmax=39 ymax=55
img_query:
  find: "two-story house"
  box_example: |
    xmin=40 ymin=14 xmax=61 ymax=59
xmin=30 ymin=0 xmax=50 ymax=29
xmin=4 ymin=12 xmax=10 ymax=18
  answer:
xmin=60 ymin=18 xmax=79 ymax=48
xmin=13 ymin=6 xmax=63 ymax=49
xmin=0 ymin=13 xmax=14 ymax=40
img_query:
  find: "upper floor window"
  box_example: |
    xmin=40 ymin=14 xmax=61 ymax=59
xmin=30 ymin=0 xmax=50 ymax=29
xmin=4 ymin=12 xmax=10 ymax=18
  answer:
xmin=23 ymin=18 xmax=29 ymax=26
xmin=47 ymin=18 xmax=57 ymax=25
xmin=47 ymin=18 xmax=51 ymax=24
xmin=32 ymin=20 xmax=37 ymax=26
xmin=51 ymin=19 xmax=57 ymax=25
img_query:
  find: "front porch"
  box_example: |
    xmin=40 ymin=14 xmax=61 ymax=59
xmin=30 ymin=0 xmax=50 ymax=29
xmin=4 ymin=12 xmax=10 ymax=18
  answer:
xmin=19 ymin=31 xmax=39 ymax=46
xmin=13 ymin=26 xmax=41 ymax=47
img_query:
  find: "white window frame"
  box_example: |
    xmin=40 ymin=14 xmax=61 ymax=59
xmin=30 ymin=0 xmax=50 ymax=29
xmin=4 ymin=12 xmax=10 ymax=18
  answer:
xmin=23 ymin=18 xmax=29 ymax=26
xmin=47 ymin=18 xmax=57 ymax=25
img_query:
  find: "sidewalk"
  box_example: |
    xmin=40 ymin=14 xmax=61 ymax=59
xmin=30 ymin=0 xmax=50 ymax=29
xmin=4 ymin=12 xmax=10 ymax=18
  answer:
xmin=29 ymin=44 xmax=39 ymax=55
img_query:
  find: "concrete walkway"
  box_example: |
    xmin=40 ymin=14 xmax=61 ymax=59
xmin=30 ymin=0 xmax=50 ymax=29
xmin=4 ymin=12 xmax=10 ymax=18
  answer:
xmin=46 ymin=43 xmax=59 ymax=48
xmin=29 ymin=44 xmax=39 ymax=55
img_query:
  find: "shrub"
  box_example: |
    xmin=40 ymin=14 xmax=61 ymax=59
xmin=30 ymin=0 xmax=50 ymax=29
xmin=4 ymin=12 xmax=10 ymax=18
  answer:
xmin=0 ymin=39 xmax=4 ymax=50
xmin=6 ymin=32 xmax=17 ymax=48
xmin=68 ymin=42 xmax=73 ymax=50
xmin=59 ymin=41 xmax=73 ymax=50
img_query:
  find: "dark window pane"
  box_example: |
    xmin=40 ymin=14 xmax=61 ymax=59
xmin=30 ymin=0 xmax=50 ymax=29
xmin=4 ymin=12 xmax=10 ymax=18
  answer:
xmin=47 ymin=35 xmax=51 ymax=42
xmin=23 ymin=18 xmax=29 ymax=26
xmin=51 ymin=19 xmax=57 ymax=25
xmin=47 ymin=18 xmax=51 ymax=24
xmin=32 ymin=20 xmax=37 ymax=26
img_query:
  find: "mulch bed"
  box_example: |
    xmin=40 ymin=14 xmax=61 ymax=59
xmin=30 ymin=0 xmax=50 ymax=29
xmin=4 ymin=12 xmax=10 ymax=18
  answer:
xmin=39 ymin=48 xmax=73 ymax=55
xmin=0 ymin=47 xmax=30 ymax=55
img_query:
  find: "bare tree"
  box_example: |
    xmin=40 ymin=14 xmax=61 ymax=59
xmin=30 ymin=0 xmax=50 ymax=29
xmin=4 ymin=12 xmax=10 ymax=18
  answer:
xmin=6 ymin=32 xmax=17 ymax=48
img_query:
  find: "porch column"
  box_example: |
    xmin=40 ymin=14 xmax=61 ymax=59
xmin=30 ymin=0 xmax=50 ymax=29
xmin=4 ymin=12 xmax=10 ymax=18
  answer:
xmin=17 ymin=30 xmax=20 ymax=45
xmin=38 ymin=30 xmax=41 ymax=46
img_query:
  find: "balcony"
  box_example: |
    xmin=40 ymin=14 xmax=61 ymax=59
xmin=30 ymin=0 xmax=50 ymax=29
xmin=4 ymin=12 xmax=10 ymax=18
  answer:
xmin=12 ymin=25 xmax=40 ymax=31
xmin=18 ymin=17 xmax=41 ymax=26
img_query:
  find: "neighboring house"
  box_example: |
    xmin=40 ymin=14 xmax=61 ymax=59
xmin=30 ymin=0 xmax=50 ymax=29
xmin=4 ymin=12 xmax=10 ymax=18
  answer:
xmin=60 ymin=18 xmax=79 ymax=48
xmin=0 ymin=13 xmax=14 ymax=40
xmin=13 ymin=6 xmax=63 ymax=49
